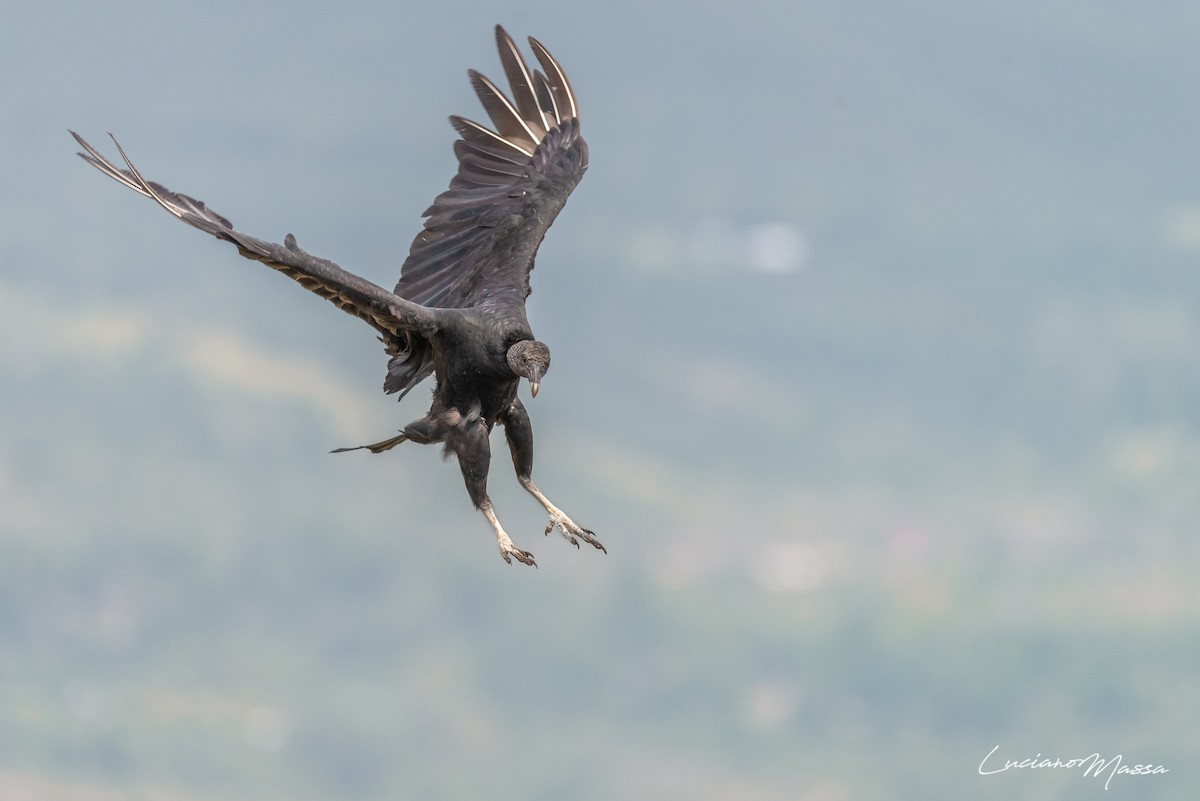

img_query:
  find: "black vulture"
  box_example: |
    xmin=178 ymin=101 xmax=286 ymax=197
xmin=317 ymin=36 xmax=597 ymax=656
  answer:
xmin=71 ymin=26 xmax=603 ymax=567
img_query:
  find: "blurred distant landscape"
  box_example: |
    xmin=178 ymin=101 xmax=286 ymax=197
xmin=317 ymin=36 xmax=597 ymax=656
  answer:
xmin=1 ymin=1 xmax=1197 ymax=799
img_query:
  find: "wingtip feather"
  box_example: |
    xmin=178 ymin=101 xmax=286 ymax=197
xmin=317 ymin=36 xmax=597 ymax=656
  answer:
xmin=527 ymin=36 xmax=578 ymax=121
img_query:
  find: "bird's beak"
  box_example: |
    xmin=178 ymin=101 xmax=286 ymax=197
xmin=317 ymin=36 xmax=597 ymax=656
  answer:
xmin=528 ymin=371 xmax=541 ymax=398
xmin=529 ymin=380 xmax=540 ymax=398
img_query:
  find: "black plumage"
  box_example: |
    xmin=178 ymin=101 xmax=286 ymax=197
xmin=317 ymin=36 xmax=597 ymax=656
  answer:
xmin=71 ymin=26 xmax=602 ymax=566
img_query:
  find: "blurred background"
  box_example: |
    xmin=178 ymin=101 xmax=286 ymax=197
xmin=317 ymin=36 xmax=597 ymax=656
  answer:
xmin=2 ymin=1 xmax=1197 ymax=799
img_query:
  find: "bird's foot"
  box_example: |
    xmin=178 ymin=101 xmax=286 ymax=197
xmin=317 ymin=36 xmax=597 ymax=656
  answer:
xmin=482 ymin=501 xmax=536 ymax=567
xmin=497 ymin=530 xmax=537 ymax=567
xmin=519 ymin=479 xmax=607 ymax=555
xmin=545 ymin=510 xmax=606 ymax=554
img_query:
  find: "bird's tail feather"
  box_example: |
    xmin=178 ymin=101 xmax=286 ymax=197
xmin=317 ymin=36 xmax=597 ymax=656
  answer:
xmin=330 ymin=433 xmax=408 ymax=454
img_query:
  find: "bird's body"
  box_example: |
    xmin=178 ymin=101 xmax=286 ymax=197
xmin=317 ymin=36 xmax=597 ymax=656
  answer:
xmin=434 ymin=310 xmax=527 ymax=421
xmin=72 ymin=26 xmax=603 ymax=566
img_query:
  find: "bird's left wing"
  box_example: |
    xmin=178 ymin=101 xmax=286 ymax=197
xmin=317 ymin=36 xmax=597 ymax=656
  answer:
xmin=70 ymin=131 xmax=438 ymax=346
xmin=393 ymin=26 xmax=588 ymax=311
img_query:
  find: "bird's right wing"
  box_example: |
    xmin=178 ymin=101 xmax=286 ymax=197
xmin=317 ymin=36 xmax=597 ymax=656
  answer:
xmin=71 ymin=131 xmax=439 ymax=350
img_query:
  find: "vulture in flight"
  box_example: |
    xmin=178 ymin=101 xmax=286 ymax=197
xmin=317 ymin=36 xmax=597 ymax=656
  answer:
xmin=71 ymin=26 xmax=602 ymax=567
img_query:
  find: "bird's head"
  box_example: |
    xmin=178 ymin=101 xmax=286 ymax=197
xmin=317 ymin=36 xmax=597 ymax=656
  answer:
xmin=507 ymin=339 xmax=551 ymax=397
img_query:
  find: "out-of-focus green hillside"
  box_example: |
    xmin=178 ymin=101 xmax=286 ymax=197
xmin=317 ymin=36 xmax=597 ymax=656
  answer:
xmin=2 ymin=1 xmax=1198 ymax=799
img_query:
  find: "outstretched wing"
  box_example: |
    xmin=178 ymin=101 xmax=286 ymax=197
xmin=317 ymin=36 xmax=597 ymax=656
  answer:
xmin=72 ymin=26 xmax=586 ymax=401
xmin=393 ymin=26 xmax=588 ymax=312
xmin=70 ymin=131 xmax=439 ymax=377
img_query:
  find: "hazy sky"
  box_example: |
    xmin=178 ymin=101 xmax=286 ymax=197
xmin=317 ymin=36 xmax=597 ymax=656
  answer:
xmin=2 ymin=2 xmax=1198 ymax=799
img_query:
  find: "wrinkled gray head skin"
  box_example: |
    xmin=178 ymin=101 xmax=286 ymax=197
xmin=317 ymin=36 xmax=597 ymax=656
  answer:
xmin=506 ymin=340 xmax=551 ymax=396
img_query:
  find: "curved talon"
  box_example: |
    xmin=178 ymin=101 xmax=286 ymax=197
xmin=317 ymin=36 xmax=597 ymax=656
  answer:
xmin=583 ymin=529 xmax=607 ymax=554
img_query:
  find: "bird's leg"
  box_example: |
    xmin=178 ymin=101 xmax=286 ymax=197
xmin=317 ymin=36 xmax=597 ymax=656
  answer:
xmin=453 ymin=416 xmax=536 ymax=567
xmin=502 ymin=399 xmax=606 ymax=554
